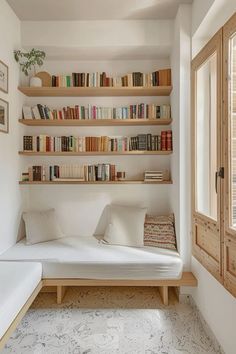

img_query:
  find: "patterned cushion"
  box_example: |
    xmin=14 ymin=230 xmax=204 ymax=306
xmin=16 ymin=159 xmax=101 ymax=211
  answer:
xmin=144 ymin=214 xmax=177 ymax=250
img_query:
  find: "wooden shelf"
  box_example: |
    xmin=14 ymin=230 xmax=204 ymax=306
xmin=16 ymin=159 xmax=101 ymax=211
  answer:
xmin=19 ymin=118 xmax=172 ymax=126
xmin=18 ymin=86 xmax=172 ymax=97
xmin=19 ymin=180 xmax=173 ymax=185
xmin=19 ymin=151 xmax=172 ymax=156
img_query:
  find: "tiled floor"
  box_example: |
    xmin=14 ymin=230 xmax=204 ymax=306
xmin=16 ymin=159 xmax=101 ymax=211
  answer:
xmin=3 ymin=287 xmax=223 ymax=354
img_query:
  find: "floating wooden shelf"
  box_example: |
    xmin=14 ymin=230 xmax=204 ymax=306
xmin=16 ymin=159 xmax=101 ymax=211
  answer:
xmin=19 ymin=151 xmax=172 ymax=156
xmin=19 ymin=180 xmax=173 ymax=185
xmin=19 ymin=118 xmax=172 ymax=126
xmin=18 ymin=86 xmax=172 ymax=97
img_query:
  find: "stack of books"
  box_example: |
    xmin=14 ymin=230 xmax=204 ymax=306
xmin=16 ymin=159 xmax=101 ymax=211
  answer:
xmin=50 ymin=69 xmax=171 ymax=88
xmin=23 ymin=132 xmax=173 ymax=153
xmin=22 ymin=103 xmax=171 ymax=121
xmin=144 ymin=170 xmax=170 ymax=182
xmin=23 ymin=164 xmax=117 ymax=182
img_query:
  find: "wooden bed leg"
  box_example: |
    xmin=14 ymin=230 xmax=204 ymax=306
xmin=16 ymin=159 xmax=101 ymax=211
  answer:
xmin=159 ymin=286 xmax=169 ymax=305
xmin=173 ymin=286 xmax=180 ymax=302
xmin=57 ymin=286 xmax=66 ymax=304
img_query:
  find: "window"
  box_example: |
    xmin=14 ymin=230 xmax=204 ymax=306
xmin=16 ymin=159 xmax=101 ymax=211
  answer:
xmin=192 ymin=12 xmax=236 ymax=297
xmin=196 ymin=53 xmax=217 ymax=220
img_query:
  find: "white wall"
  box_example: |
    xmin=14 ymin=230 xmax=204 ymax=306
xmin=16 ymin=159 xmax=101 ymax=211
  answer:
xmin=192 ymin=0 xmax=215 ymax=36
xmin=190 ymin=258 xmax=236 ymax=354
xmin=21 ymin=20 xmax=173 ymax=60
xmin=0 ymin=0 xmax=21 ymax=252
xmin=170 ymin=4 xmax=191 ymax=268
xmin=190 ymin=2 xmax=236 ymax=353
xmin=0 ymin=0 xmax=23 ymax=254
xmin=192 ymin=0 xmax=236 ymax=57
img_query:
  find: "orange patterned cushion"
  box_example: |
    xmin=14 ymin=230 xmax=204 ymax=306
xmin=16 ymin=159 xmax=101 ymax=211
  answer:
xmin=144 ymin=214 xmax=177 ymax=250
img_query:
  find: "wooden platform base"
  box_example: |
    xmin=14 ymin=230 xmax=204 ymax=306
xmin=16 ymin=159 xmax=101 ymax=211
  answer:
xmin=42 ymin=272 xmax=197 ymax=305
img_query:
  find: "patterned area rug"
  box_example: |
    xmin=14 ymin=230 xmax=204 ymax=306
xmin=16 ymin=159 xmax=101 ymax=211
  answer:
xmin=3 ymin=287 xmax=223 ymax=354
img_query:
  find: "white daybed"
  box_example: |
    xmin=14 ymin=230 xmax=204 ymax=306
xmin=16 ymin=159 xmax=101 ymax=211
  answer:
xmin=0 ymin=236 xmax=183 ymax=280
xmin=0 ymin=237 xmax=197 ymax=349
xmin=0 ymin=262 xmax=42 ymax=350
xmin=0 ymin=236 xmax=196 ymax=306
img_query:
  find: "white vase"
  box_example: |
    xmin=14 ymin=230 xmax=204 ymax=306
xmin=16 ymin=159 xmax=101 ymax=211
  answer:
xmin=30 ymin=76 xmax=42 ymax=87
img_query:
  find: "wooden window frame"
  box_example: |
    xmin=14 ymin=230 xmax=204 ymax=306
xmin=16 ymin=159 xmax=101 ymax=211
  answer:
xmin=191 ymin=29 xmax=223 ymax=282
xmin=223 ymin=13 xmax=236 ymax=297
xmin=192 ymin=12 xmax=236 ymax=298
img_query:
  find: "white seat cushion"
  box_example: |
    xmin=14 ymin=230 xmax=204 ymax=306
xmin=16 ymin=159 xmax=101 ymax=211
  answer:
xmin=0 ymin=237 xmax=183 ymax=280
xmin=0 ymin=262 xmax=42 ymax=339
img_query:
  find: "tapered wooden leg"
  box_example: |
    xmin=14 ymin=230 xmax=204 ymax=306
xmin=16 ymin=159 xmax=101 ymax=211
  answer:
xmin=57 ymin=286 xmax=67 ymax=304
xmin=159 ymin=286 xmax=169 ymax=305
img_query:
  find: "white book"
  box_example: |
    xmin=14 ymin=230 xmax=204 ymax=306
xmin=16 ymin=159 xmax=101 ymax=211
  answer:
xmin=32 ymin=106 xmax=41 ymax=119
xmin=22 ymin=106 xmax=33 ymax=119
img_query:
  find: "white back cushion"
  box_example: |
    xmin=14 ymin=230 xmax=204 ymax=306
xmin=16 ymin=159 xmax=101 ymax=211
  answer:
xmin=103 ymin=204 xmax=147 ymax=247
xmin=23 ymin=209 xmax=64 ymax=245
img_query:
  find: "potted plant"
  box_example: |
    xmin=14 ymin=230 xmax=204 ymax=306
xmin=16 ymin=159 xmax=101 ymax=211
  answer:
xmin=14 ymin=48 xmax=46 ymax=87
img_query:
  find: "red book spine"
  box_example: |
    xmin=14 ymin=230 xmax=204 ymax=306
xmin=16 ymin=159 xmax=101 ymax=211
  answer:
xmin=46 ymin=136 xmax=50 ymax=152
xmin=166 ymin=130 xmax=172 ymax=151
xmin=75 ymin=105 xmax=79 ymax=119
xmin=161 ymin=131 xmax=167 ymax=151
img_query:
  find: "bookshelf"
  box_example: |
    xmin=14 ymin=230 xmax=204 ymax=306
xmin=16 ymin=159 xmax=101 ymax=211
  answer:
xmin=19 ymin=151 xmax=172 ymax=156
xmin=18 ymin=77 xmax=173 ymax=185
xmin=19 ymin=118 xmax=172 ymax=127
xmin=19 ymin=180 xmax=173 ymax=185
xmin=18 ymin=86 xmax=172 ymax=97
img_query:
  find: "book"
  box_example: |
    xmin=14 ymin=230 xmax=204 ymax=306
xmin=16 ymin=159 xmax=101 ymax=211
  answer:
xmin=22 ymin=106 xmax=33 ymax=119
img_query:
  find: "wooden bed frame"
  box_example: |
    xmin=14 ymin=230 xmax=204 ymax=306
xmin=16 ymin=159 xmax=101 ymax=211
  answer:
xmin=43 ymin=272 xmax=197 ymax=305
xmin=0 ymin=272 xmax=197 ymax=351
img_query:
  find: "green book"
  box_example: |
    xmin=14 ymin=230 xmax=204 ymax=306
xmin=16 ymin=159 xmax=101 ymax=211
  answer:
xmin=66 ymin=76 xmax=71 ymax=87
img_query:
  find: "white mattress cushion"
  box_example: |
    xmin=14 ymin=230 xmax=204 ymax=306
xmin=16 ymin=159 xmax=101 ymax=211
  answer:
xmin=103 ymin=205 xmax=147 ymax=247
xmin=0 ymin=236 xmax=183 ymax=280
xmin=0 ymin=261 xmax=42 ymax=339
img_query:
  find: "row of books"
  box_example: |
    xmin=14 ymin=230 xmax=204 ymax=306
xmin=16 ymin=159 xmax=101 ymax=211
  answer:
xmin=22 ymin=103 xmax=171 ymax=120
xmin=21 ymin=165 xmax=170 ymax=183
xmin=22 ymin=164 xmax=117 ymax=182
xmin=51 ymin=69 xmax=171 ymax=88
xmin=23 ymin=132 xmax=173 ymax=152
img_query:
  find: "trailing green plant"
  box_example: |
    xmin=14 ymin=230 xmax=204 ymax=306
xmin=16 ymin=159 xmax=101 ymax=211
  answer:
xmin=14 ymin=48 xmax=46 ymax=76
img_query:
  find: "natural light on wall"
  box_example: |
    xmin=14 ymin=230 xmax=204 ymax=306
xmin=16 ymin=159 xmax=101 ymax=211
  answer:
xmin=196 ymin=53 xmax=217 ymax=220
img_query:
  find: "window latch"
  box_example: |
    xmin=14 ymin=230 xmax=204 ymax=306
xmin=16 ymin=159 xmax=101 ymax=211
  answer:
xmin=215 ymin=167 xmax=224 ymax=193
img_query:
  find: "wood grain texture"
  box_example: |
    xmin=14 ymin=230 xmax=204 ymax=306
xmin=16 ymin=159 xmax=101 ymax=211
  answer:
xmin=19 ymin=118 xmax=172 ymax=126
xmin=19 ymin=151 xmax=172 ymax=156
xmin=42 ymin=272 xmax=197 ymax=287
xmin=18 ymin=86 xmax=172 ymax=97
xmin=191 ymin=28 xmax=223 ymax=283
xmin=223 ymin=12 xmax=236 ymax=298
xmin=19 ymin=180 xmax=173 ymax=185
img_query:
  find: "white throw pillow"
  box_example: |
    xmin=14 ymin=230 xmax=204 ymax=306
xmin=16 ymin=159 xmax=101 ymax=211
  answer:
xmin=103 ymin=205 xmax=147 ymax=247
xmin=23 ymin=209 xmax=64 ymax=245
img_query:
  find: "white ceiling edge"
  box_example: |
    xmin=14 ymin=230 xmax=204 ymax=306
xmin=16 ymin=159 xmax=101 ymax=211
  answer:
xmin=7 ymin=0 xmax=192 ymax=21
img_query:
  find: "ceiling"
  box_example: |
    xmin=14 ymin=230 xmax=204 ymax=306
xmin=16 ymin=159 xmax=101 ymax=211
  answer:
xmin=7 ymin=0 xmax=192 ymax=21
